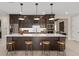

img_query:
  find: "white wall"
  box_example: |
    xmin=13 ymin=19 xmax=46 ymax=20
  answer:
xmin=0 ymin=12 xmax=9 ymax=40
xmin=67 ymin=17 xmax=72 ymax=40
xmin=71 ymin=15 xmax=79 ymax=41
xmin=0 ymin=11 xmax=9 ymax=51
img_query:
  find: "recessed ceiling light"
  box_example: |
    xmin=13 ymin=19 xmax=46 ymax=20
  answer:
xmin=65 ymin=11 xmax=69 ymax=15
xmin=20 ymin=12 xmax=22 ymax=14
xmin=42 ymin=12 xmax=46 ymax=15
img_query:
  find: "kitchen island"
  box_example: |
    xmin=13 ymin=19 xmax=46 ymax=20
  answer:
xmin=6 ymin=33 xmax=66 ymax=51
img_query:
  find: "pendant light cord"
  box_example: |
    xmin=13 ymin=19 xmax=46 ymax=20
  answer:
xmin=50 ymin=3 xmax=53 ymax=14
xmin=20 ymin=3 xmax=23 ymax=15
xmin=35 ymin=3 xmax=38 ymax=17
xmin=18 ymin=3 xmax=24 ymax=20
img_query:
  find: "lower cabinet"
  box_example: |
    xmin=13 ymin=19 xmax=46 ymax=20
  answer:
xmin=7 ymin=37 xmax=65 ymax=51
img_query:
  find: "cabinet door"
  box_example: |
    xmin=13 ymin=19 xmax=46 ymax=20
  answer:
xmin=10 ymin=15 xmax=19 ymax=24
xmin=47 ymin=20 xmax=54 ymax=33
xmin=19 ymin=16 xmax=33 ymax=28
xmin=59 ymin=21 xmax=64 ymax=32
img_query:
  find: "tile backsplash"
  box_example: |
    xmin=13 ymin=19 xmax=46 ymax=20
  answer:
xmin=20 ymin=25 xmax=46 ymax=33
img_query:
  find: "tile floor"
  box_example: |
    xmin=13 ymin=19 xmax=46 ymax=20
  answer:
xmin=0 ymin=39 xmax=79 ymax=56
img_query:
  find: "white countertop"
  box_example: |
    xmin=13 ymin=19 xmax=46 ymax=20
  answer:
xmin=6 ymin=33 xmax=66 ymax=37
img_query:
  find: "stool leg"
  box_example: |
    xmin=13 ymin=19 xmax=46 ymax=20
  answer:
xmin=42 ymin=45 xmax=46 ymax=56
xmin=48 ymin=45 xmax=50 ymax=56
xmin=31 ymin=45 xmax=33 ymax=56
xmin=7 ymin=45 xmax=12 ymax=56
xmin=42 ymin=45 xmax=43 ymax=55
xmin=6 ymin=50 xmax=9 ymax=56
xmin=42 ymin=45 xmax=44 ymax=55
xmin=7 ymin=45 xmax=13 ymax=56
xmin=25 ymin=45 xmax=28 ymax=55
xmin=57 ymin=45 xmax=59 ymax=56
xmin=11 ymin=45 xmax=13 ymax=56
xmin=13 ymin=44 xmax=16 ymax=55
xmin=57 ymin=51 xmax=59 ymax=56
xmin=63 ymin=50 xmax=66 ymax=56
xmin=6 ymin=45 xmax=9 ymax=56
xmin=27 ymin=45 xmax=29 ymax=56
xmin=46 ymin=45 xmax=50 ymax=56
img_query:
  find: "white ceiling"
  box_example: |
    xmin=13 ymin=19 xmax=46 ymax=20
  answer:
xmin=0 ymin=2 xmax=79 ymax=16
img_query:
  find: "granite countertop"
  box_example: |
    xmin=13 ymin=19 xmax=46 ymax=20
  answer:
xmin=6 ymin=33 xmax=66 ymax=37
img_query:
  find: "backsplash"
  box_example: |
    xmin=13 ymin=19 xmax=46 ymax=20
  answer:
xmin=20 ymin=25 xmax=46 ymax=33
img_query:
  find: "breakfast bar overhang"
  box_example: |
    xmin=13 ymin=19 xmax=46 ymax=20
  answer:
xmin=6 ymin=33 xmax=66 ymax=51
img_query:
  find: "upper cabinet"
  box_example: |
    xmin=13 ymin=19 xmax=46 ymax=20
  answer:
xmin=10 ymin=14 xmax=55 ymax=33
xmin=43 ymin=14 xmax=55 ymax=33
xmin=59 ymin=21 xmax=64 ymax=32
xmin=10 ymin=14 xmax=47 ymax=28
xmin=10 ymin=14 xmax=19 ymax=24
xmin=19 ymin=16 xmax=34 ymax=28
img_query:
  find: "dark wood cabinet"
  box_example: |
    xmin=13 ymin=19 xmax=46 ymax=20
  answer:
xmin=19 ymin=16 xmax=34 ymax=28
xmin=7 ymin=37 xmax=66 ymax=51
xmin=59 ymin=21 xmax=64 ymax=32
xmin=10 ymin=14 xmax=55 ymax=33
xmin=10 ymin=14 xmax=19 ymax=24
xmin=43 ymin=14 xmax=55 ymax=33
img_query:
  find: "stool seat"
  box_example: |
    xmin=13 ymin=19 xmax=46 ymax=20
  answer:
xmin=42 ymin=41 xmax=50 ymax=45
xmin=7 ymin=41 xmax=15 ymax=45
xmin=57 ymin=41 xmax=64 ymax=45
xmin=25 ymin=41 xmax=32 ymax=45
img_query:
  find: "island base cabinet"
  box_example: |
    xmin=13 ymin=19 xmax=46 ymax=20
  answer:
xmin=7 ymin=37 xmax=66 ymax=51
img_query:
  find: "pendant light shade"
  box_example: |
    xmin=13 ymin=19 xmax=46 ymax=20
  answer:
xmin=18 ymin=3 xmax=24 ymax=20
xmin=49 ymin=3 xmax=54 ymax=20
xmin=34 ymin=3 xmax=40 ymax=20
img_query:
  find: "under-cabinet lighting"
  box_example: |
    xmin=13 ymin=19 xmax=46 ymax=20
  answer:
xmin=34 ymin=18 xmax=40 ymax=20
xmin=49 ymin=18 xmax=54 ymax=20
xmin=18 ymin=17 xmax=24 ymax=20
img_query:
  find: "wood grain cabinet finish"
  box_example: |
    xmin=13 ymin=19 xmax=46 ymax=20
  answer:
xmin=10 ymin=14 xmax=55 ymax=33
xmin=7 ymin=37 xmax=66 ymax=51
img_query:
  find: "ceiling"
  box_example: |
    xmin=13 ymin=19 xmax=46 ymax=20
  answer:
xmin=0 ymin=2 xmax=79 ymax=16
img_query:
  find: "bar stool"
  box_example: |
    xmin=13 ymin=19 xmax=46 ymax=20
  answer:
xmin=25 ymin=40 xmax=33 ymax=56
xmin=41 ymin=40 xmax=50 ymax=56
xmin=7 ymin=41 xmax=16 ymax=56
xmin=57 ymin=41 xmax=66 ymax=56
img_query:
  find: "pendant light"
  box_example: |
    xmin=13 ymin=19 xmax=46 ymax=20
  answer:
xmin=18 ymin=3 xmax=24 ymax=20
xmin=34 ymin=3 xmax=40 ymax=20
xmin=49 ymin=3 xmax=54 ymax=20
